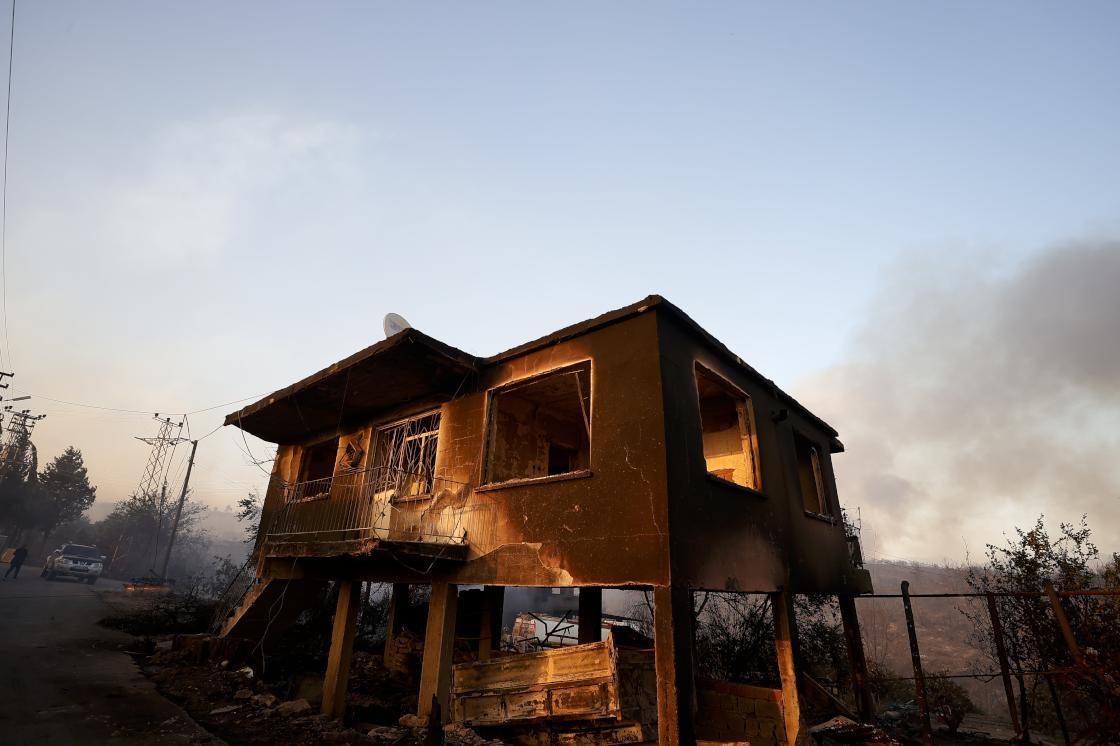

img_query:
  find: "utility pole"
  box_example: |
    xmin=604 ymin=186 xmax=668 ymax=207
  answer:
xmin=0 ymin=372 xmax=14 ymax=438
xmin=159 ymin=439 xmax=198 ymax=580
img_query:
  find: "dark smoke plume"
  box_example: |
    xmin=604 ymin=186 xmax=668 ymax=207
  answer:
xmin=797 ymin=240 xmax=1120 ymax=561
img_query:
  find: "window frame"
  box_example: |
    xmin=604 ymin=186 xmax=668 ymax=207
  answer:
xmin=693 ymin=362 xmax=764 ymax=496
xmin=792 ymin=429 xmax=835 ymax=521
xmin=289 ymin=434 xmax=342 ymax=503
xmin=296 ymin=434 xmax=341 ymax=484
xmin=370 ymin=409 xmax=442 ymax=503
xmin=479 ymin=360 xmax=593 ymax=490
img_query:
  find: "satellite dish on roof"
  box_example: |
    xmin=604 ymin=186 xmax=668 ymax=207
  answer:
xmin=383 ymin=313 xmax=412 ymax=338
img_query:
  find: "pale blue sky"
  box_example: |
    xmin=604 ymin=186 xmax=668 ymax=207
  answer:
xmin=9 ymin=3 xmax=1120 ymax=561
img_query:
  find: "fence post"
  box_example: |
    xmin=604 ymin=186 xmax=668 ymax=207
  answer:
xmin=901 ymin=581 xmax=933 ymax=746
xmin=1043 ymin=581 xmax=1086 ymax=668
xmin=985 ymin=592 xmax=1022 ymax=738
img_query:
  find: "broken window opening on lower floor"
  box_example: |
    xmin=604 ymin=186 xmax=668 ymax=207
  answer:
xmin=693 ymin=590 xmax=782 ymax=688
xmin=483 ymin=362 xmax=591 ymax=484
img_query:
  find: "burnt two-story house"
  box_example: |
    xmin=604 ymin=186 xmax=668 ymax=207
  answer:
xmin=221 ymin=296 xmax=873 ymax=745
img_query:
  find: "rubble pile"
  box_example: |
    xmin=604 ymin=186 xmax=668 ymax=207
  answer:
xmin=808 ymin=716 xmax=901 ymax=745
xmin=142 ymin=635 xmax=429 ymax=745
xmin=442 ymin=722 xmax=505 ymax=746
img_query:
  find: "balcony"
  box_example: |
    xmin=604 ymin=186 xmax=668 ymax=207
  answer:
xmin=261 ymin=465 xmax=475 ymax=561
xmin=846 ymin=533 xmax=864 ymax=568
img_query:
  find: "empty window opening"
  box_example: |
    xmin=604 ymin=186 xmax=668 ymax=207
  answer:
xmin=794 ymin=432 xmax=828 ymax=516
xmin=291 ymin=436 xmax=340 ymax=501
xmin=373 ymin=411 xmax=441 ymax=498
xmin=299 ymin=437 xmax=339 ymax=484
xmin=485 ymin=363 xmax=591 ymax=484
xmin=695 ymin=364 xmax=761 ymax=491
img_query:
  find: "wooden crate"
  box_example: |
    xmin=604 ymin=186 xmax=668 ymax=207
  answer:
xmin=451 ymin=637 xmax=655 ymax=728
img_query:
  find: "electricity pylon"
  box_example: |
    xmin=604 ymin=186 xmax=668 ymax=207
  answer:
xmin=0 ymin=408 xmax=45 ymax=479
xmin=134 ymin=415 xmax=186 ymax=573
xmin=133 ymin=414 xmax=186 ymax=504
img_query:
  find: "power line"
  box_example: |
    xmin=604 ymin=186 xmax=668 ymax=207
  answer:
xmin=7 ymin=388 xmax=266 ymax=417
xmin=229 ymin=422 xmax=274 ymax=476
xmin=196 ymin=420 xmax=226 ymax=441
xmin=0 ymin=0 xmax=15 ymax=372
xmin=165 ymin=442 xmax=191 ymax=497
xmin=185 ymin=394 xmax=267 ymax=415
xmin=12 ymin=391 xmax=153 ymax=414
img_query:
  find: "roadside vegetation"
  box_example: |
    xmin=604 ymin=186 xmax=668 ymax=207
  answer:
xmin=963 ymin=516 xmax=1120 ymax=743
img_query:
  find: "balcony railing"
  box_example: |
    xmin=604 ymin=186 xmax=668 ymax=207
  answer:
xmin=262 ymin=465 xmax=472 ymax=550
xmin=846 ymin=533 xmax=865 ymax=568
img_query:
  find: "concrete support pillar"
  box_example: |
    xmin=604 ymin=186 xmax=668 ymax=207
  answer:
xmin=578 ymin=587 xmax=603 ymax=644
xmin=383 ymin=583 xmax=410 ymax=665
xmin=417 ymin=582 xmax=458 ymax=723
xmin=322 ymin=580 xmax=361 ymax=719
xmin=478 ymin=585 xmax=504 ymax=661
xmin=839 ymin=594 xmax=874 ymax=721
xmin=652 ymin=585 xmax=696 ymax=746
xmin=771 ymin=589 xmax=801 ymax=746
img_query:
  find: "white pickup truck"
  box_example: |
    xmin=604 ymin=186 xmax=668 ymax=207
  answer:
xmin=42 ymin=544 xmax=105 ymax=584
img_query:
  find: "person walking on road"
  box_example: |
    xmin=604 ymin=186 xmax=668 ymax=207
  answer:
xmin=3 ymin=545 xmax=29 ymax=579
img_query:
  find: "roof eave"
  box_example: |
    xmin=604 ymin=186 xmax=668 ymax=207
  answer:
xmin=224 ymin=329 xmax=479 ymax=432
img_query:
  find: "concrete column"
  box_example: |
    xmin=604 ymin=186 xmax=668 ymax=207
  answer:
xmin=771 ymin=589 xmax=801 ymax=746
xmin=417 ymin=582 xmax=459 ymax=723
xmin=383 ymin=583 xmax=410 ymax=665
xmin=478 ymin=585 xmax=504 ymax=661
xmin=578 ymin=587 xmax=603 ymax=644
xmin=839 ymin=594 xmax=874 ymax=721
xmin=652 ymin=585 xmax=696 ymax=746
xmin=322 ymin=580 xmax=361 ymax=719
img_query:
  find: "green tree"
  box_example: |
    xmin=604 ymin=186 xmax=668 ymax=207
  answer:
xmin=926 ymin=672 xmax=977 ymax=734
xmin=0 ymin=473 xmax=40 ymax=538
xmin=37 ymin=447 xmax=97 ymax=537
xmin=97 ymin=487 xmax=209 ymax=579
xmin=964 ymin=515 xmax=1120 ymax=744
xmin=235 ymin=490 xmax=261 ymax=546
xmin=0 ymin=440 xmax=40 ymax=539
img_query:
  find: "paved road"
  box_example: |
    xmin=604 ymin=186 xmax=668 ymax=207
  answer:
xmin=0 ymin=565 xmax=223 ymax=745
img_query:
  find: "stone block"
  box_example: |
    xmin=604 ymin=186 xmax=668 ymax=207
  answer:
xmin=276 ymin=698 xmax=313 ymax=717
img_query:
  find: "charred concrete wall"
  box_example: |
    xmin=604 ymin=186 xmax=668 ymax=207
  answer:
xmin=655 ymin=310 xmax=867 ymax=595
xmin=435 ymin=310 xmax=671 ymax=588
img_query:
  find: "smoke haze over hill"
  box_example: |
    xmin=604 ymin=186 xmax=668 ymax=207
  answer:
xmin=798 ymin=240 xmax=1120 ymax=562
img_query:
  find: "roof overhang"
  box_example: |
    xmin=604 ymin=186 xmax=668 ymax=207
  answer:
xmin=225 ymin=329 xmax=478 ymax=443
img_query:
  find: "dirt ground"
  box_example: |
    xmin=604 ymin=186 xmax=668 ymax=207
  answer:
xmin=140 ymin=646 xmax=471 ymax=745
xmin=0 ymin=570 xmax=221 ymax=746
